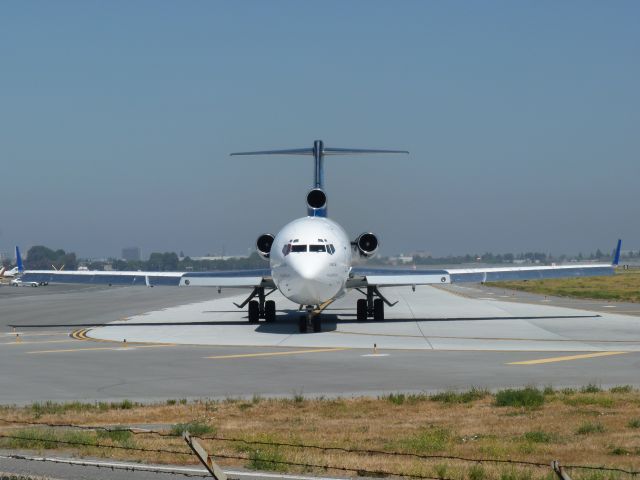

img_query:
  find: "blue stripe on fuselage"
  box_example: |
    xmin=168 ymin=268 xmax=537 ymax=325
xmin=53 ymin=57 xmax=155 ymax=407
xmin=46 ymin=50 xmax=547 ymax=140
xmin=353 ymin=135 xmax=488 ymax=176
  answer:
xmin=307 ymin=207 xmax=327 ymax=217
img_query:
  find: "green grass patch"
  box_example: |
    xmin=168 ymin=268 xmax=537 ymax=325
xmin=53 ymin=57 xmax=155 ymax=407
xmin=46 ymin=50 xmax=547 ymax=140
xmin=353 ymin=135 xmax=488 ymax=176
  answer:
xmin=562 ymin=395 xmax=614 ymax=408
xmin=247 ymin=447 xmax=288 ymax=472
xmin=522 ymin=430 xmax=555 ymax=443
xmin=29 ymin=399 xmax=138 ymax=417
xmin=610 ymin=385 xmax=633 ymax=394
xmin=237 ymin=433 xmax=288 ymax=473
xmin=0 ymin=428 xmax=97 ymax=450
xmin=576 ymin=422 xmax=605 ymax=435
xmin=610 ymin=446 xmax=631 ymax=456
xmin=627 ymin=418 xmax=640 ymax=428
xmin=468 ymin=464 xmax=487 ymax=480
xmin=291 ymin=389 xmax=305 ymax=403
xmin=382 ymin=392 xmax=430 ymax=405
xmin=580 ymin=384 xmax=602 ymax=393
xmin=497 ymin=469 xmax=536 ymax=480
xmin=393 ymin=426 xmax=451 ymax=453
xmin=430 ymin=388 xmax=488 ymax=404
xmin=170 ymin=421 xmax=214 ymax=437
xmin=97 ymin=429 xmax=134 ymax=445
xmin=495 ymin=387 xmax=545 ymax=408
xmin=487 ymin=270 xmax=640 ymax=303
xmin=435 ymin=464 xmax=449 ymax=479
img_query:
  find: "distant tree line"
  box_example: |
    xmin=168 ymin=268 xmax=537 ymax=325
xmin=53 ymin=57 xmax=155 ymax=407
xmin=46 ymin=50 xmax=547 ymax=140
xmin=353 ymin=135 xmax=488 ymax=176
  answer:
xmin=86 ymin=252 xmax=269 ymax=272
xmin=25 ymin=246 xmax=78 ymax=270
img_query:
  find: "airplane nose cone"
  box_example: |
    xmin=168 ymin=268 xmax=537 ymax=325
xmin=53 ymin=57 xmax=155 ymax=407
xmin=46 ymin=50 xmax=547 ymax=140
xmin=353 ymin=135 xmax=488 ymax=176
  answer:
xmin=290 ymin=258 xmax=325 ymax=281
xmin=283 ymin=254 xmax=332 ymax=305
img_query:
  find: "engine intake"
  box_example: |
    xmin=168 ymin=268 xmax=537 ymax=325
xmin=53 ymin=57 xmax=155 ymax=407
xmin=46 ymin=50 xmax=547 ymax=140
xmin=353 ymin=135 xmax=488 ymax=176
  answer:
xmin=355 ymin=232 xmax=379 ymax=257
xmin=256 ymin=233 xmax=275 ymax=259
xmin=306 ymin=188 xmax=327 ymax=210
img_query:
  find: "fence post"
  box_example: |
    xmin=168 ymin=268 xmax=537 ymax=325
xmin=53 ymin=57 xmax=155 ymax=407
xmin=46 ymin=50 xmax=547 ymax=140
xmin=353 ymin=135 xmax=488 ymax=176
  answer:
xmin=552 ymin=460 xmax=572 ymax=480
xmin=183 ymin=431 xmax=227 ymax=480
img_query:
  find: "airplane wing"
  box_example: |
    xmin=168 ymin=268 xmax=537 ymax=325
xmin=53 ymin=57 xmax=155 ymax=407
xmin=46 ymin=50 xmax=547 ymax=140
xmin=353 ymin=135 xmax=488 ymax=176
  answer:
xmin=348 ymin=239 xmax=621 ymax=289
xmin=347 ymin=263 xmax=615 ymax=288
xmin=19 ymin=269 xmax=274 ymax=288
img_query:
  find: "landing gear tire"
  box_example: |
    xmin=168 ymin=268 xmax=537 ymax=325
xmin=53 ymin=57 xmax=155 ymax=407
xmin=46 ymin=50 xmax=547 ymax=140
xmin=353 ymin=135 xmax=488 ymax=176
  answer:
xmin=312 ymin=316 xmax=321 ymax=333
xmin=373 ymin=298 xmax=384 ymax=321
xmin=264 ymin=300 xmax=276 ymax=323
xmin=248 ymin=300 xmax=260 ymax=323
xmin=298 ymin=316 xmax=308 ymax=333
xmin=356 ymin=298 xmax=367 ymax=321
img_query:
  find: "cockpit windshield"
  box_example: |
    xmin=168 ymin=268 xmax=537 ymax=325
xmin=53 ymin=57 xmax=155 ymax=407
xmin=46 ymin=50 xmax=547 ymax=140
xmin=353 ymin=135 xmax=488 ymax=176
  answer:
xmin=282 ymin=242 xmax=336 ymax=256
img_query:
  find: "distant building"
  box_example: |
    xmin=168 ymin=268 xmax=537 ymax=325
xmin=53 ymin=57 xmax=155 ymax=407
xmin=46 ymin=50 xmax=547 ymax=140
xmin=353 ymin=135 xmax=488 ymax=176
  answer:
xmin=190 ymin=255 xmax=247 ymax=261
xmin=389 ymin=254 xmax=414 ymax=264
xmin=121 ymin=247 xmax=141 ymax=262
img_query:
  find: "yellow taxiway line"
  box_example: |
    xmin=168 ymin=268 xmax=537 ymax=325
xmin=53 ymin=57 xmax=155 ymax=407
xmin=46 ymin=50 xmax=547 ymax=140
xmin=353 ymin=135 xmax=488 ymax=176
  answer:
xmin=1 ymin=339 xmax=77 ymax=346
xmin=205 ymin=347 xmax=348 ymax=360
xmin=3 ymin=331 xmax=70 ymax=337
xmin=27 ymin=344 xmax=176 ymax=354
xmin=508 ymin=351 xmax=629 ymax=365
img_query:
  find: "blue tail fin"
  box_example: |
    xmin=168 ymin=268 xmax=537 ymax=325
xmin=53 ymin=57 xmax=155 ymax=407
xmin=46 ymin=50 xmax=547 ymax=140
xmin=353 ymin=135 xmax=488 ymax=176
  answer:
xmin=612 ymin=239 xmax=622 ymax=266
xmin=15 ymin=246 xmax=24 ymax=273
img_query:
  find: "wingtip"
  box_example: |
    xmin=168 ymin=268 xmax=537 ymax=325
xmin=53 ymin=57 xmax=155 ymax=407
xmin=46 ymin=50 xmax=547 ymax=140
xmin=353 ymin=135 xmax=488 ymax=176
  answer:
xmin=612 ymin=239 xmax=622 ymax=266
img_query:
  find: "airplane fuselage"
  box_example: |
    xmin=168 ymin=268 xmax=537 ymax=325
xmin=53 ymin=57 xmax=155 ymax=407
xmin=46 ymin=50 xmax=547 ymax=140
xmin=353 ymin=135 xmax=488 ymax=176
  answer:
xmin=271 ymin=216 xmax=352 ymax=305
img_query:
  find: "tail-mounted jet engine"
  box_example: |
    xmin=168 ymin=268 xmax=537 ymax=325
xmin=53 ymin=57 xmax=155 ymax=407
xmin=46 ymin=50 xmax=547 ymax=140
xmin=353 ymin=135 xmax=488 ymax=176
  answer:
xmin=354 ymin=232 xmax=379 ymax=257
xmin=306 ymin=188 xmax=327 ymax=216
xmin=256 ymin=233 xmax=275 ymax=259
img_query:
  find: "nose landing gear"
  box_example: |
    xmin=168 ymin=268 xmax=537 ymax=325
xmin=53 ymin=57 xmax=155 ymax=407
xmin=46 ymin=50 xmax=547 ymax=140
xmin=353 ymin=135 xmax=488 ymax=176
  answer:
xmin=356 ymin=286 xmax=396 ymax=321
xmin=299 ymin=306 xmax=322 ymax=333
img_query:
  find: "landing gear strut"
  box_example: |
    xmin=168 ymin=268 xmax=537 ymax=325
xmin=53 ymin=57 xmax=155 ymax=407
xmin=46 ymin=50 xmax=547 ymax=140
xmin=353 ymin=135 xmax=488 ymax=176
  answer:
xmin=356 ymin=286 xmax=396 ymax=321
xmin=234 ymin=287 xmax=277 ymax=324
xmin=299 ymin=306 xmax=322 ymax=333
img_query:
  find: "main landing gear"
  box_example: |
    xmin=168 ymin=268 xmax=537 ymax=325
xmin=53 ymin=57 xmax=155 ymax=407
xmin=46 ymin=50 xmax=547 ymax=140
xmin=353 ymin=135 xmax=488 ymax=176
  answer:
xmin=234 ymin=287 xmax=277 ymax=324
xmin=299 ymin=306 xmax=322 ymax=334
xmin=356 ymin=286 xmax=397 ymax=322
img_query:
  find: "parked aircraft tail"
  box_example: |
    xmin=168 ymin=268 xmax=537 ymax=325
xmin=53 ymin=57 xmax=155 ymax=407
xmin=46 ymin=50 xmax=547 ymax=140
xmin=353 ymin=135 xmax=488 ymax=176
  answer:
xmin=612 ymin=239 xmax=622 ymax=266
xmin=15 ymin=246 xmax=24 ymax=273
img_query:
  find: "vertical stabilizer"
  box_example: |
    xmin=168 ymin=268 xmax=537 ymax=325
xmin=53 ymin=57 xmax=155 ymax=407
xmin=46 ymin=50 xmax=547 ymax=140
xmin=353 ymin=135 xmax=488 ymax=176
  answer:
xmin=230 ymin=140 xmax=408 ymax=218
xmin=612 ymin=239 xmax=622 ymax=266
xmin=15 ymin=246 xmax=24 ymax=273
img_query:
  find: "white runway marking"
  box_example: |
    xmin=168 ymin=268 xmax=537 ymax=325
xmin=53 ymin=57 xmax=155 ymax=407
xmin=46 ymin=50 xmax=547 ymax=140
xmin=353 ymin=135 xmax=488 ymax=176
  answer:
xmin=361 ymin=353 xmax=390 ymax=357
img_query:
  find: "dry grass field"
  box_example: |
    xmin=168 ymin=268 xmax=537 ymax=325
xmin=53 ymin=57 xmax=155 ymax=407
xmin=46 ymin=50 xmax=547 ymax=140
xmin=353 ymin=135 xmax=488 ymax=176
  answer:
xmin=487 ymin=269 xmax=640 ymax=303
xmin=1 ymin=386 xmax=640 ymax=479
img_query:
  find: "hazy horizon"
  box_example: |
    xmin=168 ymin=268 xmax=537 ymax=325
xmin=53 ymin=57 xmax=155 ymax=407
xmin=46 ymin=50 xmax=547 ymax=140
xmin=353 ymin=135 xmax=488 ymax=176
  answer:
xmin=1 ymin=2 xmax=638 ymax=259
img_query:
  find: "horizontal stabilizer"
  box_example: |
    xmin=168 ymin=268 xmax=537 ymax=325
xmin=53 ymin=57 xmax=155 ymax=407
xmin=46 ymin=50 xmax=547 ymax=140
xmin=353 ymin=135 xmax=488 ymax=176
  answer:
xmin=230 ymin=148 xmax=313 ymax=156
xmin=323 ymin=148 xmax=409 ymax=155
xmin=230 ymin=145 xmax=409 ymax=157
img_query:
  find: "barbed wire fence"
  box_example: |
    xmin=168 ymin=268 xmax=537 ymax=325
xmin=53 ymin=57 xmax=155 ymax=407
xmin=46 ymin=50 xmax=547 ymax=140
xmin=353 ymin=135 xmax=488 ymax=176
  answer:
xmin=0 ymin=417 xmax=638 ymax=479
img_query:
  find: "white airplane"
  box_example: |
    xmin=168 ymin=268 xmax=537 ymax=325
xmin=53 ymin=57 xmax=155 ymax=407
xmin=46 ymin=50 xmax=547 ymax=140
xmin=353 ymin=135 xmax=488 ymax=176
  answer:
xmin=20 ymin=140 xmax=621 ymax=332
xmin=0 ymin=247 xmax=24 ymax=279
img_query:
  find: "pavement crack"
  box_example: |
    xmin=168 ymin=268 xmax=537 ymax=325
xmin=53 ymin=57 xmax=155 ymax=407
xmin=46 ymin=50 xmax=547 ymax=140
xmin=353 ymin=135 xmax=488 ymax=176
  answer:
xmin=401 ymin=292 xmax=434 ymax=350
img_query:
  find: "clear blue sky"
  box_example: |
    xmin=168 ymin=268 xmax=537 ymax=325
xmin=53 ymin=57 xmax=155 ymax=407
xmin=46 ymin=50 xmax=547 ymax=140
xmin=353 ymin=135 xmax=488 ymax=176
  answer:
xmin=1 ymin=1 xmax=638 ymax=259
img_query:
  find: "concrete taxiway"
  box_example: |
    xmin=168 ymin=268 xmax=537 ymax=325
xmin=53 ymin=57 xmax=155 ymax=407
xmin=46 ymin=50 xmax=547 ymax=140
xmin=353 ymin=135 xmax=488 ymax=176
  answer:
xmin=1 ymin=283 xmax=639 ymax=404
